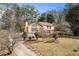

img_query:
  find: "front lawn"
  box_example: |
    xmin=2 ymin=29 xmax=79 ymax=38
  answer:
xmin=24 ymin=37 xmax=79 ymax=56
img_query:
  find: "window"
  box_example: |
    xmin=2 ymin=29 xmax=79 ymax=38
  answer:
xmin=47 ymin=26 xmax=51 ymax=29
xmin=31 ymin=27 xmax=38 ymax=32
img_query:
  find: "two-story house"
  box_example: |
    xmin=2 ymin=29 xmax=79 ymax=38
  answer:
xmin=24 ymin=22 xmax=54 ymax=34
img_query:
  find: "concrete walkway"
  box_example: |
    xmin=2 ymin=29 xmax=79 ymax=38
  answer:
xmin=14 ymin=41 xmax=37 ymax=56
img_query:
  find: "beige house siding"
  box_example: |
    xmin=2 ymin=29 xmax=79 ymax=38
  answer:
xmin=40 ymin=25 xmax=54 ymax=34
xmin=28 ymin=23 xmax=42 ymax=33
xmin=24 ymin=22 xmax=55 ymax=34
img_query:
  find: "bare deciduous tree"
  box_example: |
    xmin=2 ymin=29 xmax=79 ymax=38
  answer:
xmin=0 ymin=30 xmax=16 ymax=56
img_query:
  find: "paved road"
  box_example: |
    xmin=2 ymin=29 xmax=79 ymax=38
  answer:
xmin=14 ymin=41 xmax=37 ymax=56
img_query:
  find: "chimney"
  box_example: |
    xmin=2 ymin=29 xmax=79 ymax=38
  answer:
xmin=24 ymin=22 xmax=28 ymax=33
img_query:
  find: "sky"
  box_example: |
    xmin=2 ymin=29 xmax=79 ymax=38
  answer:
xmin=18 ymin=3 xmax=66 ymax=13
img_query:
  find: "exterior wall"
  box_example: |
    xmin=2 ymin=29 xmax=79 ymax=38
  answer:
xmin=28 ymin=25 xmax=32 ymax=33
xmin=28 ymin=24 xmax=42 ymax=33
xmin=42 ymin=26 xmax=54 ymax=31
xmin=43 ymin=26 xmax=54 ymax=34
xmin=24 ymin=22 xmax=54 ymax=34
xmin=43 ymin=26 xmax=47 ymax=30
xmin=51 ymin=26 xmax=54 ymax=30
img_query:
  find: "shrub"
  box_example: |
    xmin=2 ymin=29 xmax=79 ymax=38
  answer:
xmin=35 ymin=31 xmax=47 ymax=38
xmin=22 ymin=32 xmax=26 ymax=40
xmin=52 ymin=32 xmax=59 ymax=40
xmin=34 ymin=32 xmax=39 ymax=39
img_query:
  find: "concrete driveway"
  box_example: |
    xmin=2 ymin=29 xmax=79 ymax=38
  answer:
xmin=14 ymin=41 xmax=37 ymax=56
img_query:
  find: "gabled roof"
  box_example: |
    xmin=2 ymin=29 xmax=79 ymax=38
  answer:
xmin=38 ymin=22 xmax=53 ymax=26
